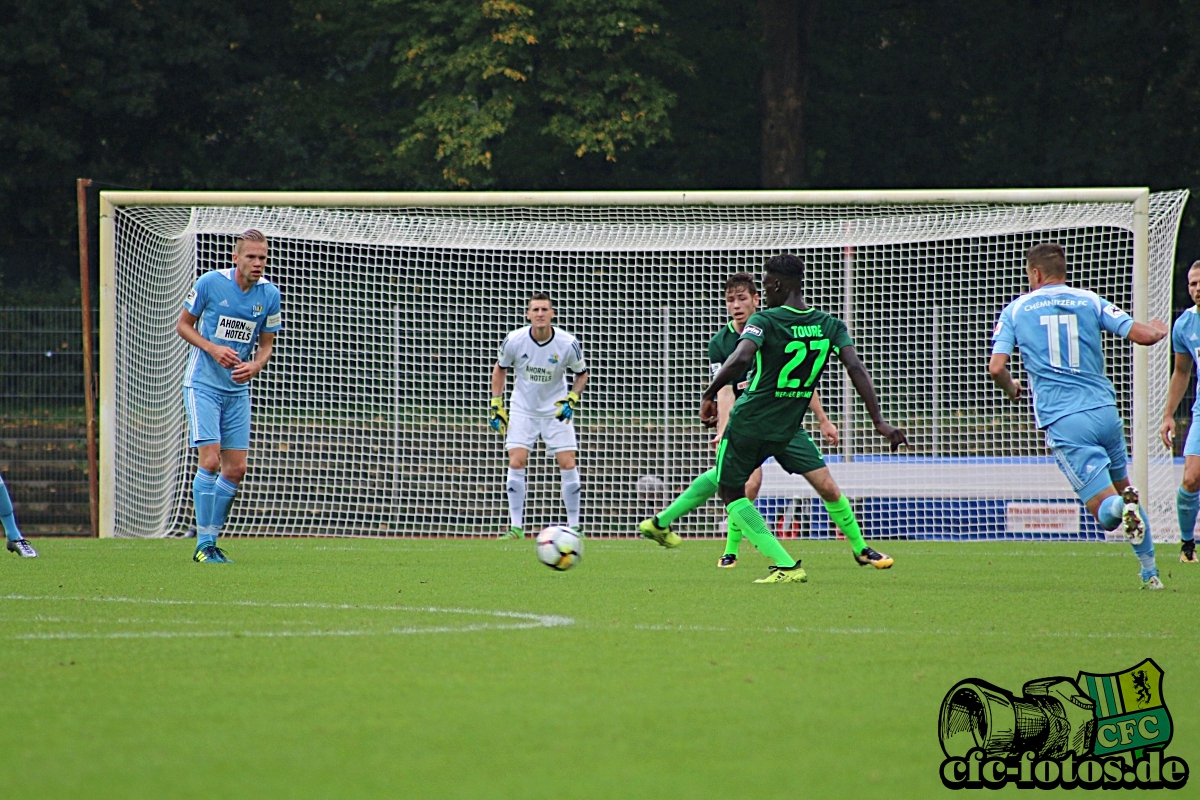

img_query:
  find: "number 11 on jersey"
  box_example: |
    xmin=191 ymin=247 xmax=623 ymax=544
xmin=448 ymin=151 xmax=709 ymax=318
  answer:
xmin=1040 ymin=314 xmax=1080 ymax=368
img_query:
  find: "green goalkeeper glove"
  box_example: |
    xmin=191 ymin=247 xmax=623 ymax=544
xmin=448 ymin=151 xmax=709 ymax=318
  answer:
xmin=555 ymin=391 xmax=580 ymax=422
xmin=488 ymin=396 xmax=508 ymax=434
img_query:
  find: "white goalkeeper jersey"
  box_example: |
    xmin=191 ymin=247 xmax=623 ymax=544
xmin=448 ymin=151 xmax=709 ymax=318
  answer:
xmin=497 ymin=326 xmax=588 ymax=417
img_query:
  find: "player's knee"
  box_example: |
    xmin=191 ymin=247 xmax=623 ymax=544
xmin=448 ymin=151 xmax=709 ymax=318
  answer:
xmin=816 ymin=485 xmax=841 ymax=503
xmin=556 ymin=453 xmax=576 ymax=471
xmin=1184 ymin=471 xmax=1200 ymax=494
xmin=508 ymin=451 xmax=528 ymax=469
xmin=197 ymin=452 xmax=220 ymax=473
xmin=223 ymin=463 xmax=247 ymax=483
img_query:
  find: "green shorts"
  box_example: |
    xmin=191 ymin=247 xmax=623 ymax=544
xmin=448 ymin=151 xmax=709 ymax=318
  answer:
xmin=715 ymin=428 xmax=826 ymax=489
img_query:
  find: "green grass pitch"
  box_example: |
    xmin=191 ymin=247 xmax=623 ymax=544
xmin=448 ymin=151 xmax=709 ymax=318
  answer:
xmin=1 ymin=537 xmax=1195 ymax=799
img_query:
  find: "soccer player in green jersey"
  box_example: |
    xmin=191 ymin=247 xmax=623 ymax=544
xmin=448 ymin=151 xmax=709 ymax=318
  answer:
xmin=639 ymin=272 xmax=838 ymax=568
xmin=701 ymin=254 xmax=909 ymax=583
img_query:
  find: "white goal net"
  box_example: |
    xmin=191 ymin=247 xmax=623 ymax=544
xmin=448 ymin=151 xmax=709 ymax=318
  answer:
xmin=100 ymin=190 xmax=1188 ymax=540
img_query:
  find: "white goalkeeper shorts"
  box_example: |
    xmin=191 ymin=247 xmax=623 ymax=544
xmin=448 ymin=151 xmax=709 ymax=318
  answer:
xmin=505 ymin=413 xmax=577 ymax=455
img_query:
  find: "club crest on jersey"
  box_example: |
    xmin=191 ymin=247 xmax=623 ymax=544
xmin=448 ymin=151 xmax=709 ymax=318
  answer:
xmin=549 ymin=354 xmax=559 ymax=364
xmin=253 ymin=303 xmax=264 ymax=316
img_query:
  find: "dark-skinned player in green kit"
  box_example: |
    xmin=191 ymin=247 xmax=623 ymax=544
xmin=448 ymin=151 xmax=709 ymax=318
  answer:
xmin=701 ymin=253 xmax=910 ymax=583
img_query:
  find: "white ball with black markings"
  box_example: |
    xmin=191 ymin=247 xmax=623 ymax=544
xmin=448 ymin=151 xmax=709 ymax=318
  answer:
xmin=536 ymin=525 xmax=582 ymax=571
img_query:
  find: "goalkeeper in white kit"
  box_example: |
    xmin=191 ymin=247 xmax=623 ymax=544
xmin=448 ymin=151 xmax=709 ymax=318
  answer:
xmin=490 ymin=293 xmax=589 ymax=538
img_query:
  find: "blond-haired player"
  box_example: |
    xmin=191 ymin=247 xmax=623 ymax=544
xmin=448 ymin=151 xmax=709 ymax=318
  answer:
xmin=175 ymin=229 xmax=281 ymax=562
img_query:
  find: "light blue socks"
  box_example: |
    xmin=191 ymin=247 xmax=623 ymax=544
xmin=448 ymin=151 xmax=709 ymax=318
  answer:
xmin=0 ymin=475 xmax=22 ymax=542
xmin=1098 ymin=493 xmax=1156 ymax=580
xmin=193 ymin=468 xmax=217 ymax=547
xmin=1097 ymin=494 xmax=1124 ymax=530
xmin=1176 ymin=486 xmax=1198 ymax=542
xmin=1131 ymin=504 xmax=1157 ymax=581
xmin=211 ymin=476 xmax=239 ymax=540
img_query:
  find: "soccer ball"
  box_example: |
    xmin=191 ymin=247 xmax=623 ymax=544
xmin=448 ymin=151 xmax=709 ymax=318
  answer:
xmin=536 ymin=525 xmax=582 ymax=571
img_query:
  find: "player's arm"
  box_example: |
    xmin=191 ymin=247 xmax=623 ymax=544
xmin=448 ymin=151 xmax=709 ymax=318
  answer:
xmin=1127 ymin=320 xmax=1169 ymax=346
xmin=489 ymin=363 xmax=509 ymax=434
xmin=701 ymin=339 xmax=757 ymax=427
xmin=1160 ymin=352 xmax=1192 ymax=449
xmin=490 ymin=363 xmax=507 ymax=396
xmin=175 ymin=308 xmax=241 ymax=368
xmin=570 ymin=370 xmax=588 ymax=397
xmin=556 ymin=340 xmax=588 ymax=421
xmin=809 ymin=390 xmax=839 ymax=446
xmin=838 ymin=346 xmax=908 ymax=451
xmin=987 ymin=353 xmax=1022 ymax=401
xmin=712 ymin=385 xmax=735 ymax=446
xmin=231 ymin=331 xmax=274 ymax=384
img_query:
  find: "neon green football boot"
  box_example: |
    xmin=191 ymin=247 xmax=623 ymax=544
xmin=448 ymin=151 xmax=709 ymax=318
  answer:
xmin=638 ymin=516 xmax=681 ymax=548
xmin=753 ymin=562 xmax=807 ymax=584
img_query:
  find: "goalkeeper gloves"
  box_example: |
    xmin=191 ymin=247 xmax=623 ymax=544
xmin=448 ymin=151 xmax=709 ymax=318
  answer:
xmin=555 ymin=391 xmax=580 ymax=422
xmin=488 ymin=396 xmax=508 ymax=434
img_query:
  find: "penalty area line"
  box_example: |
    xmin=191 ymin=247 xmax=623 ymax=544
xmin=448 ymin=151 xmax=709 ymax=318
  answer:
xmin=0 ymin=594 xmax=573 ymax=640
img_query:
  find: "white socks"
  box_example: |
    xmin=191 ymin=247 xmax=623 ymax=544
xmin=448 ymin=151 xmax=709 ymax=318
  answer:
xmin=506 ymin=468 xmax=526 ymax=528
xmin=509 ymin=466 xmax=581 ymax=528
xmin=561 ymin=468 xmax=581 ymax=527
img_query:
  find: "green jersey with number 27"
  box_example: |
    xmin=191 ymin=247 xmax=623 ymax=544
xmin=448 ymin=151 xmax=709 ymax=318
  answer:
xmin=726 ymin=305 xmax=853 ymax=442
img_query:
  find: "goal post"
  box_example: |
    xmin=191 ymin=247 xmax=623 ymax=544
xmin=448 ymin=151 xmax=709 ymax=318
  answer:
xmin=98 ymin=188 xmax=1188 ymax=540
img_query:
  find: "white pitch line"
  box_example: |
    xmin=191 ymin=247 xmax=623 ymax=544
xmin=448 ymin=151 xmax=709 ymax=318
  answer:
xmin=630 ymin=623 xmax=1185 ymax=641
xmin=0 ymin=595 xmax=573 ymax=641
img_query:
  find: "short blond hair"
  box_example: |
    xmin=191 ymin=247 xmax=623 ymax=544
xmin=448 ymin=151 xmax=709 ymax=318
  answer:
xmin=235 ymin=229 xmax=267 ymax=253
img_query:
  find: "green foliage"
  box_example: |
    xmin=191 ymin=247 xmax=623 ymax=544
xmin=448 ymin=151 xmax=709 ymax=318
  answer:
xmin=388 ymin=0 xmax=687 ymax=186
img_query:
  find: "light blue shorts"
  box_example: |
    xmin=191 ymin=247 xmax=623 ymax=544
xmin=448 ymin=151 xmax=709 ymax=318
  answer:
xmin=1043 ymin=406 xmax=1129 ymax=503
xmin=1184 ymin=409 xmax=1200 ymax=458
xmin=184 ymin=386 xmax=251 ymax=450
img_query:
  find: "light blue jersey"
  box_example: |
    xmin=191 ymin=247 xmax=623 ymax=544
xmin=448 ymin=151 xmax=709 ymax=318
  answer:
xmin=1172 ymin=306 xmax=1200 ymax=415
xmin=182 ymin=268 xmax=282 ymax=395
xmin=991 ymin=284 xmax=1133 ymax=428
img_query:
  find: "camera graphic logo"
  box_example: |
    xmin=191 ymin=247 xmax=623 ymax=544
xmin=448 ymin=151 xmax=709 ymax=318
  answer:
xmin=938 ymin=659 xmax=1189 ymax=790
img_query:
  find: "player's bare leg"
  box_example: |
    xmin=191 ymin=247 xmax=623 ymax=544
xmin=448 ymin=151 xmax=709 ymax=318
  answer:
xmin=503 ymin=447 xmax=530 ymax=538
xmin=802 ymin=467 xmax=892 ymax=569
xmin=555 ymin=449 xmax=582 ymax=534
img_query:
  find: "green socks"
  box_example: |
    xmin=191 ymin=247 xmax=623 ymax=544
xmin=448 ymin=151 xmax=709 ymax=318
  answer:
xmin=824 ymin=495 xmax=866 ymax=555
xmin=726 ymin=498 xmax=796 ymax=568
xmin=657 ymin=469 xmax=719 ymax=528
xmin=723 ymin=515 xmax=743 ymax=556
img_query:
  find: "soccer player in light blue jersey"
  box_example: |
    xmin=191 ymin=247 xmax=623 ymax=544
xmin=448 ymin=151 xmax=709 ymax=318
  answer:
xmin=175 ymin=229 xmax=281 ymax=563
xmin=989 ymin=243 xmax=1168 ymax=589
xmin=1159 ymin=259 xmax=1200 ymax=564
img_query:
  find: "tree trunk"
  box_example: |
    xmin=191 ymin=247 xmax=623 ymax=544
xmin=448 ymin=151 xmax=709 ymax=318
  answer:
xmin=759 ymin=0 xmax=812 ymax=188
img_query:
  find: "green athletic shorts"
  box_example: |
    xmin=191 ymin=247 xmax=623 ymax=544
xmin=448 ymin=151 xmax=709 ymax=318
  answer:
xmin=715 ymin=428 xmax=826 ymax=489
